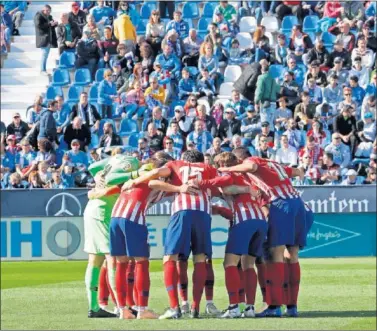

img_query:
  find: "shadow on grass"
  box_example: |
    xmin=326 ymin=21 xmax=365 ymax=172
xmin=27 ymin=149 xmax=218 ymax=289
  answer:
xmin=299 ymin=310 xmax=377 ymax=318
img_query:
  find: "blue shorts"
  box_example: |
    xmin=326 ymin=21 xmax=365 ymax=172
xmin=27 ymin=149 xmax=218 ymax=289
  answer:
xmin=164 ymin=210 xmax=212 ymax=258
xmin=267 ymin=197 xmax=307 ymax=248
xmin=110 ymin=217 xmax=150 ymax=258
xmin=225 ymin=219 xmax=268 ymax=257
xmin=301 ymin=209 xmax=314 ymax=248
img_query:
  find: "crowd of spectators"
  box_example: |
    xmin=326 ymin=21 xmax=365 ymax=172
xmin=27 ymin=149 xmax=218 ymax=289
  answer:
xmin=1 ymin=0 xmax=376 ymax=189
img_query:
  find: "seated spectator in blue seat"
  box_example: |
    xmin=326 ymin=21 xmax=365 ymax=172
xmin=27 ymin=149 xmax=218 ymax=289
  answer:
xmin=323 ymin=74 xmax=343 ymax=109
xmin=15 ymin=139 xmax=36 ymax=180
xmin=228 ymin=39 xmax=252 ymax=66
xmin=71 ymin=92 xmax=101 ymax=131
xmin=144 ymin=76 xmax=167 ymax=119
xmin=166 ymin=120 xmax=184 ymax=157
xmin=6 ymin=172 xmax=28 ymax=189
xmin=99 ymin=122 xmax=121 ymax=148
xmin=64 ymin=117 xmax=91 ymax=151
xmin=60 ymin=159 xmax=76 ymax=188
xmin=98 ymin=69 xmax=117 ymax=118
xmin=155 ymin=44 xmax=181 ymax=81
xmin=65 ymin=139 xmax=89 ymax=168
xmin=88 ymin=148 xmax=100 ymax=165
xmin=198 ymin=42 xmax=222 ymax=91
xmin=197 ymin=69 xmax=216 ymax=107
xmin=305 ymin=38 xmax=329 ymax=69
xmin=1 ymin=140 xmax=15 ymax=172
xmin=206 ymin=137 xmax=224 ymax=158
xmin=166 ymin=10 xmax=189 ymax=40
xmin=178 ymin=68 xmax=197 ymax=101
xmin=163 ymin=136 xmax=180 ymax=160
xmin=218 ymin=108 xmax=241 ymax=148
xmin=288 ymin=46 xmax=305 ymax=64
xmin=119 ymin=80 xmax=146 ymax=119
xmin=241 ymin=107 xmax=260 ymax=147
xmin=214 ymin=11 xmax=235 ymax=48
xmin=111 ymin=62 xmax=129 ymax=94
xmin=162 ymin=29 xmax=182 ymax=58
xmin=354 ymin=112 xmax=376 ymax=164
xmin=5 ymin=135 xmax=18 ymax=158
xmin=288 ymin=25 xmax=313 ymax=54
xmin=304 ymin=60 xmax=328 ymax=88
xmin=56 ymin=13 xmax=81 ymax=55
xmin=226 ymin=90 xmax=250 ymax=121
xmin=150 ymin=62 xmax=171 ymax=103
xmin=182 ymin=29 xmax=203 ymax=67
xmin=144 ymin=106 xmax=169 ymax=136
xmin=274 ymin=34 xmax=289 ymax=66
xmin=325 ymin=133 xmax=351 ymax=169
xmin=27 ymin=102 xmax=43 ymax=130
xmin=75 ymin=28 xmax=100 ymax=81
xmin=34 ymin=139 xmax=56 ymax=166
xmin=84 ymin=14 xmax=104 ymax=40
xmin=46 ymin=170 xmax=65 ymax=189
xmin=304 ymin=78 xmax=323 ymax=105
xmin=190 ymin=104 xmax=218 ymax=138
xmin=255 ymin=135 xmax=275 ymax=160
xmin=283 ymin=58 xmax=305 ymax=87
xmin=3 ymin=0 xmax=27 ymax=36
xmin=6 ymin=112 xmax=29 ymax=144
xmin=365 ymin=72 xmax=377 ymax=97
xmin=89 ymin=0 xmax=115 ymax=24
xmin=98 ymin=26 xmax=119 ymax=68
xmin=349 ymin=75 xmax=366 ymax=110
xmin=341 ymin=168 xmax=364 ymax=185
xmin=187 ymin=119 xmax=213 ymax=154
xmin=54 ymin=96 xmax=72 ymax=134
xmin=349 ymin=56 xmax=370 ymax=90
xmin=128 ymin=62 xmax=148 ymax=90
xmin=137 ymin=137 xmax=153 ymax=161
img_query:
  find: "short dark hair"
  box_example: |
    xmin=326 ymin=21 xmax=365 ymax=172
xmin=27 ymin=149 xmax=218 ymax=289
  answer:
xmin=48 ymin=100 xmax=58 ymax=108
xmin=182 ymin=150 xmax=204 ymax=163
xmin=324 ymin=152 xmax=334 ymax=161
xmin=232 ymin=147 xmax=251 ymax=161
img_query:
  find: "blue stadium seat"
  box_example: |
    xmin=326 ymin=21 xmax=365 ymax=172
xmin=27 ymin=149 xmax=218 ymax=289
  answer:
xmin=182 ymin=2 xmax=199 ymax=19
xmin=136 ymin=19 xmax=148 ymax=35
xmin=144 ymin=1 xmax=157 ymax=10
xmin=58 ymin=52 xmax=75 ymax=69
xmin=281 ymin=15 xmax=298 ymax=33
xmin=88 ymin=83 xmax=98 ymax=103
xmin=269 ymin=64 xmax=284 ymax=79
xmin=51 ymin=69 xmax=70 ymax=87
xmin=119 ymin=118 xmax=138 ymax=137
xmin=122 ymin=146 xmax=136 ymax=154
xmin=321 ymin=31 xmax=336 ymax=51
xmin=198 ymin=17 xmax=210 ymax=38
xmin=98 ymin=119 xmax=116 ymax=137
xmin=57 ymin=135 xmax=68 ymax=151
xmin=89 ymin=133 xmax=99 ymax=149
xmin=45 ymin=86 xmax=63 ymax=101
xmin=303 ymin=15 xmax=319 ymax=33
xmin=128 ymin=132 xmax=140 ymax=148
xmin=202 ymin=2 xmax=216 ymax=18
xmin=73 ymin=68 xmax=92 ymax=86
xmin=95 ymin=68 xmax=107 ymax=83
xmin=67 ymin=85 xmax=84 ymax=103
xmin=140 ymin=4 xmax=151 ymax=19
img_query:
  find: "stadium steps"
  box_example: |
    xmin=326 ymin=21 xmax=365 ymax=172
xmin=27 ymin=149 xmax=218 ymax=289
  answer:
xmin=1 ymin=2 xmax=66 ymax=125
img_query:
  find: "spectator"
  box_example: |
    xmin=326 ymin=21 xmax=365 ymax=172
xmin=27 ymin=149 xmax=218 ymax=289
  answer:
xmin=187 ymin=119 xmax=213 ymax=154
xmin=1 ymin=140 xmax=15 ymax=171
xmin=137 ymin=137 xmax=153 ymax=161
xmin=15 ymin=139 xmax=36 ymax=179
xmin=191 ymin=104 xmax=217 ymax=138
xmin=178 ymin=67 xmax=197 ymax=101
xmin=3 ymin=0 xmax=27 ymax=36
xmin=334 ymin=20 xmax=356 ymax=53
xmin=6 ymin=112 xmax=29 ymax=144
xmin=361 ymin=95 xmax=376 ymax=121
xmin=307 ymin=119 xmax=329 ymax=148
xmin=71 ymin=92 xmax=101 ymax=130
xmin=351 ymin=37 xmax=375 ymax=69
xmin=48 ymin=170 xmax=65 ymax=189
xmin=146 ymin=10 xmax=165 ymax=56
xmin=98 ymin=122 xmax=121 ymax=148
xmin=294 ymin=91 xmax=317 ymax=126
xmin=113 ymin=10 xmax=136 ymax=48
xmin=365 ymin=73 xmax=377 ymax=98
xmin=274 ymin=34 xmax=288 ymax=66
xmin=256 ymin=135 xmax=275 ymax=159
xmin=69 ymin=1 xmax=87 ymax=33
xmin=158 ymin=1 xmax=174 ymax=20
xmin=38 ymin=100 xmax=57 ymax=144
xmin=155 ymin=45 xmax=181 ymax=81
xmin=318 ymin=152 xmax=341 ymax=185
xmin=304 ymin=60 xmax=327 ymax=88
xmin=59 ymin=159 xmax=76 ymax=188
xmin=206 ymin=137 xmax=224 ymax=157
xmin=163 ymin=137 xmax=180 ymax=160
xmin=162 ymin=29 xmax=182 ymax=58
xmin=182 ymin=29 xmax=202 ymax=67
xmin=275 ymin=1 xmax=309 ymax=24
xmin=280 ymin=71 xmax=301 ymax=108
xmin=56 ymin=12 xmax=81 ymax=55
xmin=54 ymin=96 xmax=72 ymax=134
xmin=65 ymin=139 xmax=89 ymax=167
xmin=214 ymin=1 xmax=237 ymax=22
xmin=275 ymin=97 xmax=293 ymax=127
xmin=288 ymin=25 xmax=313 ymax=53
xmin=315 ymin=0 xmax=342 ymax=33
xmin=284 ymin=118 xmax=303 ymax=150
xmin=88 ymin=149 xmax=100 ymax=165
xmin=168 ymin=106 xmax=192 ymax=137
xmin=0 ymin=121 xmax=6 ymax=137
xmin=75 ymin=27 xmax=100 ymax=81
xmin=299 ymin=135 xmax=324 ymax=165
xmin=197 ymin=69 xmax=216 ymax=107
xmin=140 ymin=43 xmax=154 ymax=74
xmin=0 ymin=4 xmax=12 ymax=53
xmin=340 ymin=2 xmax=365 ymax=30
xmin=218 ymin=108 xmax=241 ymax=148
xmin=354 ymin=113 xmax=376 ymax=162
xmin=119 ymin=80 xmax=146 ymax=119
xmin=275 ymin=135 xmax=298 ymax=167
xmin=255 ymin=121 xmax=275 ymax=149
xmin=98 ymin=26 xmax=119 ymax=68
xmin=28 ymin=170 xmax=44 ymax=189
xmin=7 ymin=172 xmax=28 ymax=189
xmin=144 ymin=76 xmax=166 ymax=117
xmin=305 ymin=39 xmax=329 ymax=68
xmin=89 ymin=1 xmax=115 ymax=24
xmin=283 ymin=57 xmax=305 ymax=87
xmin=338 ymin=87 xmax=357 ymax=116
xmin=34 ymin=4 xmax=58 ymax=74
xmin=228 ymin=39 xmax=252 ymax=67
xmin=98 ymin=69 xmax=117 ymax=118
xmin=210 ymin=101 xmax=225 ymax=127
xmin=146 ymin=123 xmax=163 ymax=152
xmin=204 ymin=153 xmax=213 ymax=165
xmin=304 ymin=78 xmax=323 ymax=105
xmin=166 ymin=11 xmax=189 ymax=40
xmin=328 ymin=40 xmax=352 ymax=70
xmin=363 ymin=167 xmax=376 ymax=184
xmin=129 ymin=62 xmax=148 ymax=89
xmin=34 ymin=138 xmax=56 ymax=166
xmin=357 ymin=23 xmax=377 ymax=53
xmin=83 ymin=14 xmax=103 ymax=40
xmin=167 ymin=120 xmax=184 ymax=158
xmin=323 ymin=74 xmax=343 ymax=108
xmin=349 ymin=56 xmax=370 ymax=90
xmin=254 ymin=64 xmax=280 ymax=112
xmin=116 ymin=1 xmax=139 ymax=26
xmin=145 ymin=107 xmax=169 ymax=136
xmin=341 ymin=168 xmax=364 ymax=185
xmin=226 ymin=90 xmax=250 ymax=121
xmin=64 ymin=117 xmax=91 ymax=151
xmin=348 ymin=75 xmax=366 ymax=110
xmin=325 ymin=133 xmax=351 ymax=168
xmin=198 ymin=42 xmax=221 ymax=90
xmin=241 ymin=107 xmax=260 ymax=147
xmin=231 ymin=135 xmax=243 ymax=150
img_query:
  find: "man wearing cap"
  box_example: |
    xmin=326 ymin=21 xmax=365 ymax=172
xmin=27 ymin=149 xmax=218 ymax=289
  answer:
xmin=341 ymin=169 xmax=364 ymax=185
xmin=218 ymin=108 xmax=241 ymax=148
xmin=358 ymin=23 xmax=377 ymax=53
xmin=325 ymin=133 xmax=351 ymax=168
xmin=65 ymin=139 xmax=89 ymax=168
xmin=168 ymin=106 xmax=192 ymax=137
xmin=6 ymin=112 xmax=29 ymax=144
xmin=327 ymin=56 xmax=349 ymax=85
xmin=351 ymin=37 xmax=375 ymax=69
xmin=283 ymin=58 xmax=305 ymax=87
xmin=56 ymin=12 xmax=81 ymax=55
xmin=349 ymin=56 xmax=370 ymax=89
xmin=328 ymin=39 xmax=351 ymax=69
xmin=304 ymin=60 xmax=327 ymax=88
xmin=226 ymin=90 xmax=251 ymax=121
xmin=166 ymin=11 xmax=189 ymax=40
xmin=305 ymin=39 xmax=329 ymax=69
xmin=69 ymin=2 xmax=87 ymax=33
xmin=241 ymin=106 xmax=260 ymax=147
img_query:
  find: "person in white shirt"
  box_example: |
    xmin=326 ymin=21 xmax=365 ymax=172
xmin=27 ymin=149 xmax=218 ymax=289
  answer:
xmin=349 ymin=56 xmax=371 ymax=89
xmin=351 ymin=37 xmax=375 ymax=69
xmin=275 ymin=134 xmax=298 ymax=167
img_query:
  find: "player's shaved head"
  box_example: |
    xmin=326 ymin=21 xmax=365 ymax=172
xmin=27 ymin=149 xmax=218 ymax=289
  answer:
xmin=232 ymin=147 xmax=251 ymax=161
xmin=216 ymin=152 xmax=238 ymax=167
xmin=182 ymin=150 xmax=204 ymax=163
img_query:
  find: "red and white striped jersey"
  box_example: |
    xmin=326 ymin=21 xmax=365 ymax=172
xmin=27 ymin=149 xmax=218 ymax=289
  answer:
xmin=111 ymin=183 xmax=165 ymax=225
xmin=165 ymin=160 xmax=218 ymax=215
xmin=245 ymin=157 xmax=299 ymax=202
xmin=224 ymin=173 xmax=267 ymax=224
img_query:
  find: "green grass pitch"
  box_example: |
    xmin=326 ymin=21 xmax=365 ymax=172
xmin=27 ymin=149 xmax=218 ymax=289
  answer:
xmin=1 ymin=258 xmax=376 ymax=330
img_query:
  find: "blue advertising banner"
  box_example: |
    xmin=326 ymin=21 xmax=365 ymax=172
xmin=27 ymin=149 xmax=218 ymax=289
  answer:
xmin=1 ymin=186 xmax=376 ymax=217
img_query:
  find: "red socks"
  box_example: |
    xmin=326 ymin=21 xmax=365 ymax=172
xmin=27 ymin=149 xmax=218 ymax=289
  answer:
xmin=225 ymin=266 xmax=240 ymax=305
xmin=98 ymin=266 xmax=109 ymax=307
xmin=205 ymin=261 xmax=215 ymax=301
xmin=192 ymin=262 xmax=206 ymax=310
xmin=164 ymin=261 xmax=179 ymax=309
xmin=177 ymin=260 xmax=188 ymax=302
xmin=283 ymin=262 xmax=290 ymax=305
xmin=256 ymin=262 xmax=268 ymax=303
xmin=136 ymin=260 xmax=150 ymax=307
xmin=288 ymin=262 xmax=301 ymax=306
xmin=126 ymin=261 xmax=136 ymax=307
xmin=244 ymin=268 xmax=257 ymax=305
xmin=238 ymin=267 xmax=246 ymax=303
xmin=115 ymin=261 xmax=128 ymax=308
xmin=266 ymin=262 xmax=284 ymax=306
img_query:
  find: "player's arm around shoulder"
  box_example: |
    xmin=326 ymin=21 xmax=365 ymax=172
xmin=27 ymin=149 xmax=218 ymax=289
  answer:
xmin=218 ymin=159 xmax=258 ymax=173
xmin=122 ymin=166 xmax=172 ymax=192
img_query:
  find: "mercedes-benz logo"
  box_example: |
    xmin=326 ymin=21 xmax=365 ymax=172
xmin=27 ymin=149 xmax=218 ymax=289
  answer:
xmin=46 ymin=192 xmax=82 ymax=216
